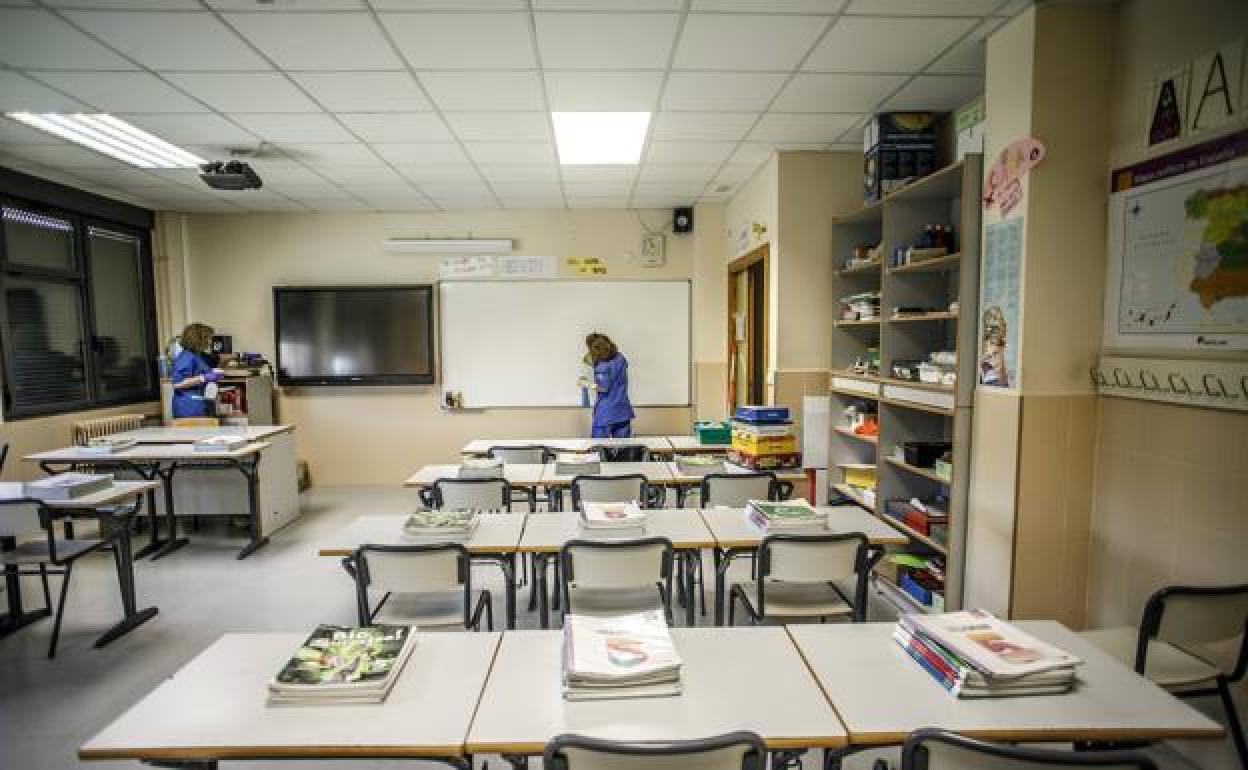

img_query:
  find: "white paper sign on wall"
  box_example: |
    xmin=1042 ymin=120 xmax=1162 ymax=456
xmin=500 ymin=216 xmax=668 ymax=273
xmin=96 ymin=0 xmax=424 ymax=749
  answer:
xmin=1189 ymin=40 xmax=1243 ymax=135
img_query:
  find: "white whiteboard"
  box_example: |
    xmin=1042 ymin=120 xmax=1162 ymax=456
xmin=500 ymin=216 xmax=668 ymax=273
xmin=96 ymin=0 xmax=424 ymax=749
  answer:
xmin=439 ymin=280 xmax=691 ymax=408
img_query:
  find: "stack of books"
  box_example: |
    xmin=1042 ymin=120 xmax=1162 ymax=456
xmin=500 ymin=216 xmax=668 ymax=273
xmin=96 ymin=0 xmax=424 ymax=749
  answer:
xmin=401 ymin=510 xmax=480 ymax=540
xmin=555 ymin=452 xmax=601 ymax=475
xmin=746 ymin=498 xmax=826 ymax=531
xmin=561 ymin=610 xmax=683 ymax=701
xmin=893 ymin=610 xmax=1081 ymax=698
xmin=193 ymin=435 xmax=248 ymax=453
xmin=729 ymin=406 xmax=801 ymax=470
xmin=24 ymin=472 xmax=112 ymax=501
xmin=675 ymin=454 xmax=724 ymax=476
xmin=580 ymin=501 xmax=647 ymax=530
xmin=267 ymin=624 xmax=418 ymax=706
xmin=78 ymin=436 xmax=138 ymax=455
xmin=458 ymin=457 xmax=504 ymax=479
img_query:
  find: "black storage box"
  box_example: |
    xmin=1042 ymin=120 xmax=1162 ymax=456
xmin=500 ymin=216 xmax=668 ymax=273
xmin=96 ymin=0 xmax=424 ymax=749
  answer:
xmin=902 ymin=441 xmax=952 ymax=468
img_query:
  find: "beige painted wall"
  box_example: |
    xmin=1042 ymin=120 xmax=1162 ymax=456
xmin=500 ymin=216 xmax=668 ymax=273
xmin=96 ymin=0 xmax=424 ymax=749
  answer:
xmin=171 ymin=208 xmax=706 ymax=485
xmin=1087 ymin=0 xmax=1248 ymax=639
xmin=724 ymin=155 xmax=779 ymax=379
xmin=691 ymin=203 xmax=728 ymax=421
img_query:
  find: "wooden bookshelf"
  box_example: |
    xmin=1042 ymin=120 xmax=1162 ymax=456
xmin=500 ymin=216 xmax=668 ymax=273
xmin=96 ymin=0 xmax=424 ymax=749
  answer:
xmin=832 ymin=482 xmax=875 ymax=512
xmin=827 ymin=155 xmax=981 ymax=613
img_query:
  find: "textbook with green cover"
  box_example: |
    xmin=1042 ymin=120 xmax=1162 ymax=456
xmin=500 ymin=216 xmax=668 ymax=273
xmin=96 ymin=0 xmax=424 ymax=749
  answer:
xmin=746 ymin=498 xmax=826 ymax=531
xmin=268 ymin=624 xmax=417 ymax=705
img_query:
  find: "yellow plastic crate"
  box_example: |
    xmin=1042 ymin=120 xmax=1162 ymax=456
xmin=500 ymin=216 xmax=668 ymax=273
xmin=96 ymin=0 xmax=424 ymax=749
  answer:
xmin=838 ymin=463 xmax=877 ymax=489
xmin=731 ymin=432 xmax=798 ymax=454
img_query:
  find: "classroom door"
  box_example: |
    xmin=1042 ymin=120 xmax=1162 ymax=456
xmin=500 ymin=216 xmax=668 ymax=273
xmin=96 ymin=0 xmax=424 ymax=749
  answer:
xmin=728 ymin=245 xmax=767 ymax=410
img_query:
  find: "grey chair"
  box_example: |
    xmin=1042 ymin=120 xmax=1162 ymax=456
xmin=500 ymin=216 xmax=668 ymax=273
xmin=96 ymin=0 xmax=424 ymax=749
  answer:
xmin=430 ymin=477 xmax=511 ymax=511
xmin=1080 ymin=583 xmax=1248 ymax=766
xmin=729 ymin=532 xmax=870 ymax=625
xmin=699 ymin=471 xmax=791 ymax=507
xmin=343 ymin=543 xmax=492 ymax=631
xmin=571 ymin=473 xmax=664 ymax=510
xmin=559 ymin=537 xmax=675 ymax=625
xmin=488 ymin=445 xmax=552 ymax=512
xmin=544 ymin=731 xmax=767 ymax=770
xmin=901 ymin=728 xmax=1158 ymax=769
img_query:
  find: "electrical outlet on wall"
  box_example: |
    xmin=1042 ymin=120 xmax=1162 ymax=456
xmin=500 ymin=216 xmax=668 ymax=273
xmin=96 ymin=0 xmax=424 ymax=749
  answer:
xmin=640 ymin=234 xmax=666 ymax=267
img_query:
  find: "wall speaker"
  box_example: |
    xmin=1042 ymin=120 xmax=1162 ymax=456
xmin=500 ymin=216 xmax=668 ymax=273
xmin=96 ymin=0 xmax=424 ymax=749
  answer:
xmin=673 ymin=206 xmax=693 ymax=234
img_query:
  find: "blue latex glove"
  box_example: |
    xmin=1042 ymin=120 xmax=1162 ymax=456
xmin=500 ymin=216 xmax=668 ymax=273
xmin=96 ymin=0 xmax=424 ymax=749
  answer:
xmin=203 ymin=371 xmax=225 ymax=383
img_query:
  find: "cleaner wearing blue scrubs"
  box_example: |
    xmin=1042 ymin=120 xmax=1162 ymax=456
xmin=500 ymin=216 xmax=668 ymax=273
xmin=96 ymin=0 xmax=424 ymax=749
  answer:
xmin=585 ymin=333 xmax=634 ymax=438
xmin=170 ymin=322 xmax=224 ymax=418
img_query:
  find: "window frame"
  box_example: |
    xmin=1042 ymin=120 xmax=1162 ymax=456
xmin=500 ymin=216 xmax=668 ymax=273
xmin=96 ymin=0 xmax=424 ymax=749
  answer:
xmin=0 ymin=194 xmax=160 ymax=419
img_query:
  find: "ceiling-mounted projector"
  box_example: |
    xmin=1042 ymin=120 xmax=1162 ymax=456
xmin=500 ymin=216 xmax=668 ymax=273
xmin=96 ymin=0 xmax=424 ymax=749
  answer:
xmin=199 ymin=160 xmax=263 ymax=191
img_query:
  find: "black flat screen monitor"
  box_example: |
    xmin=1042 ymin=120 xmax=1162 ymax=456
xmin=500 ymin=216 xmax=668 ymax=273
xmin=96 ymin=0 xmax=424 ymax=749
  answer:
xmin=273 ymin=285 xmax=435 ymax=386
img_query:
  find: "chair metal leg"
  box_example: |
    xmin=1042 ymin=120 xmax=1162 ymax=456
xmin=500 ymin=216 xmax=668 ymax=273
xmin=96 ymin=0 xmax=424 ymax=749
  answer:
xmin=728 ymin=587 xmax=736 ymax=626
xmin=48 ymin=561 xmax=73 ymax=658
xmin=38 ymin=563 xmax=51 ymax=609
xmin=1217 ymin=677 xmax=1247 ymax=768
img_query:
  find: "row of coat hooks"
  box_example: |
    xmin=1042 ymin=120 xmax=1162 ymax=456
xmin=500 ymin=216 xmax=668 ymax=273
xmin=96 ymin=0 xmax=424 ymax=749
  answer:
xmin=1091 ymin=366 xmax=1247 ymax=400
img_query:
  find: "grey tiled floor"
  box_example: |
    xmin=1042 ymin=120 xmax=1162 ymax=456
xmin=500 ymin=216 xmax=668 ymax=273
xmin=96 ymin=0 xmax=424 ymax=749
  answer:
xmin=0 ymin=486 xmax=1237 ymax=769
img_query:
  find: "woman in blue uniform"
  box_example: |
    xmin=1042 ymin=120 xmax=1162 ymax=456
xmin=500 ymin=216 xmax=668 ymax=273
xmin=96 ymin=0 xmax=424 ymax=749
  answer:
xmin=171 ymin=322 xmax=223 ymax=418
xmin=585 ymin=333 xmax=634 ymax=438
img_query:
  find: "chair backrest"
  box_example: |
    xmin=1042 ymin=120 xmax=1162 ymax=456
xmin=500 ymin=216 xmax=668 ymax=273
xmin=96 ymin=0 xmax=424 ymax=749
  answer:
xmin=432 ymin=477 xmax=511 ymax=511
xmin=571 ymin=474 xmax=648 ymax=510
xmin=902 ymin=728 xmax=1158 ymax=770
xmin=699 ymin=472 xmax=777 ymax=507
xmin=489 ymin=445 xmax=551 ymax=464
xmin=1138 ymin=583 xmax=1248 ymax=678
xmin=759 ymin=532 xmax=867 ymax=583
xmin=544 ymin=731 xmax=767 ymax=770
xmin=72 ymin=413 xmax=145 ymax=445
xmin=353 ymin=543 xmax=465 ymax=594
xmin=561 ymin=537 xmax=673 ymax=590
xmin=596 ymin=444 xmax=649 ymax=463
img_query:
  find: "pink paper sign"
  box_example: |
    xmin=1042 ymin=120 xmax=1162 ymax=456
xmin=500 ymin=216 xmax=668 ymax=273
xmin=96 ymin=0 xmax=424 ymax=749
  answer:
xmin=983 ymin=137 xmax=1046 ymax=216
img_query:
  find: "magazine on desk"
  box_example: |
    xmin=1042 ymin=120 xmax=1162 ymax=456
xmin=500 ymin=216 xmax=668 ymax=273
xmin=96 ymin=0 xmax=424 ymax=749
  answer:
xmin=579 ymin=501 xmax=648 ymax=530
xmin=193 ymin=435 xmax=248 ymax=453
xmin=402 ymin=510 xmax=481 ymax=539
xmin=561 ymin=610 xmax=683 ymax=701
xmin=746 ymin=498 xmax=825 ymax=531
xmin=78 ymin=437 xmax=138 ymax=455
xmin=554 ymin=452 xmax=601 ymax=476
xmin=268 ymin=624 xmax=417 ymax=706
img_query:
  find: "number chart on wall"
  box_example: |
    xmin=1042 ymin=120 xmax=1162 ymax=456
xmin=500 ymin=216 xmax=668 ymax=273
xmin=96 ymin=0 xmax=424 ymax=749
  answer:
xmin=1105 ymin=128 xmax=1248 ymax=351
xmin=439 ymin=280 xmax=691 ymax=408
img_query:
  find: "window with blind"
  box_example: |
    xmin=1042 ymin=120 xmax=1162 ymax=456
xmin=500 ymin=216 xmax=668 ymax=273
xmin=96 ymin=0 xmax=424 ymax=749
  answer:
xmin=1 ymin=200 xmax=158 ymax=418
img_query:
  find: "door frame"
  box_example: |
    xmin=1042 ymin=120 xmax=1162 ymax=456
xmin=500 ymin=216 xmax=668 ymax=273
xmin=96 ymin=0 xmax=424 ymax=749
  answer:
xmin=727 ymin=243 xmax=769 ymax=410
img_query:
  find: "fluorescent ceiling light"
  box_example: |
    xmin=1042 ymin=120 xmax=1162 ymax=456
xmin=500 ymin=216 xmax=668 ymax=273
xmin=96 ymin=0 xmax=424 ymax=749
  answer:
xmin=552 ymin=112 xmax=650 ymax=165
xmin=384 ymin=238 xmax=513 ymax=255
xmin=5 ymin=113 xmax=204 ymax=169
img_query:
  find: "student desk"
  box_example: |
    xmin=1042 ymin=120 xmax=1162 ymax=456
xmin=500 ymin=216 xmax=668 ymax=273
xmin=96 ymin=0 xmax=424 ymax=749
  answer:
xmin=79 ymin=631 xmax=501 ymax=769
xmin=27 ymin=442 xmax=273 ymax=560
xmin=315 ymin=513 xmax=527 ymax=628
xmin=0 ymin=480 xmax=159 ymax=649
xmin=662 ymin=435 xmax=731 ymax=454
xmin=402 ymin=464 xmax=548 ymax=511
xmin=461 ymin=436 xmax=674 ymax=456
xmin=518 ymin=509 xmax=716 ymax=628
xmin=466 ymin=626 xmax=848 ymax=761
xmin=786 ymin=621 xmax=1225 ymax=766
xmin=539 ymin=461 xmax=675 ymax=511
xmin=664 ymin=461 xmax=809 ymax=506
xmin=700 ymin=506 xmax=906 ymax=625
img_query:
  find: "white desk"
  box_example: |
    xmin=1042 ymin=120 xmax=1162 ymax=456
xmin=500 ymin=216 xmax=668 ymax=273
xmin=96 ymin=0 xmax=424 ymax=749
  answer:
xmin=465 ymin=627 xmax=848 ymax=756
xmin=27 ymin=442 xmax=276 ymax=560
xmin=539 ymin=461 xmax=674 ymax=487
xmin=461 ymin=436 xmax=673 ymax=456
xmin=402 ymin=463 xmax=546 ymax=490
xmin=664 ymin=461 xmax=808 ymax=506
xmin=316 ymin=513 xmax=527 ymax=628
xmin=664 ymin=435 xmax=730 ymax=454
xmin=787 ymin=621 xmax=1226 ymax=747
xmin=116 ymin=425 xmax=292 ymax=443
xmin=0 ymin=481 xmax=159 ymax=650
xmin=80 ymin=631 xmax=501 ymax=765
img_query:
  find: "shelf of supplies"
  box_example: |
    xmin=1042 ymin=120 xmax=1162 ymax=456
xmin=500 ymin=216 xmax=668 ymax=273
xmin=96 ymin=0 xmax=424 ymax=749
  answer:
xmin=834 ymin=426 xmax=878 ymax=445
xmin=877 ymin=377 xmax=954 ymax=394
xmin=885 ymin=160 xmax=966 ymax=203
xmin=836 ymin=261 xmax=883 ymax=277
xmin=873 ymin=572 xmax=936 ymax=615
xmin=879 ymin=396 xmax=956 ymax=417
xmin=872 ymin=510 xmax=949 ymax=555
xmin=885 ymin=457 xmax=951 ymax=485
xmin=887 ymin=312 xmax=958 ymax=323
xmin=833 ymin=199 xmax=883 ymax=226
xmin=834 ymin=318 xmax=882 ymax=328
xmin=832 ymin=482 xmax=876 ymax=512
xmin=888 ymin=253 xmax=962 ymax=274
xmin=832 ymin=387 xmax=880 ymax=401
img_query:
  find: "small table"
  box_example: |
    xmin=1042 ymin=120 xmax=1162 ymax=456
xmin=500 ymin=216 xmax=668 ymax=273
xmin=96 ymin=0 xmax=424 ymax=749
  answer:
xmin=540 ymin=461 xmax=675 ymax=511
xmin=700 ymin=506 xmax=907 ymax=625
xmin=466 ymin=627 xmax=848 ymax=761
xmin=662 ymin=435 xmax=731 ymax=455
xmin=664 ymin=461 xmax=808 ymax=506
xmin=519 ymin=509 xmax=716 ymax=628
xmin=26 ymin=442 xmax=272 ymax=560
xmin=403 ymin=464 xmax=547 ymax=510
xmin=460 ymin=437 xmax=673 ymax=457
xmin=316 ymin=513 xmax=527 ymax=628
xmin=0 ymin=480 xmax=159 ymax=650
xmin=79 ymin=631 xmax=501 ymax=769
xmin=786 ymin=621 xmax=1226 ymax=766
